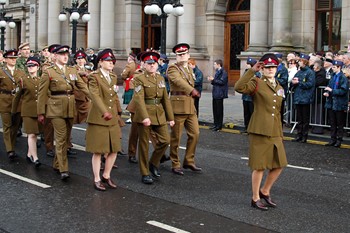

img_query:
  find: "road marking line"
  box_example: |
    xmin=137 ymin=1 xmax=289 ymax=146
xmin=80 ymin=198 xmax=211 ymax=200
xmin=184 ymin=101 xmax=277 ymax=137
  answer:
xmin=240 ymin=157 xmax=314 ymax=171
xmin=0 ymin=168 xmax=51 ymax=188
xmin=147 ymin=221 xmax=190 ymax=233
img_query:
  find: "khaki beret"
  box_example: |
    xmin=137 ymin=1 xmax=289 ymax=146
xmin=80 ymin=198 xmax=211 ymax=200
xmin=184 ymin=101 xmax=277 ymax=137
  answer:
xmin=19 ymin=42 xmax=30 ymax=50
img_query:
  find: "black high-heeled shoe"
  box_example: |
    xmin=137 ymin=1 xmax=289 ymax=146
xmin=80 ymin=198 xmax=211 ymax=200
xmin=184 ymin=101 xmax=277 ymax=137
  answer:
xmin=33 ymin=159 xmax=41 ymax=168
xmin=26 ymin=155 xmax=33 ymax=163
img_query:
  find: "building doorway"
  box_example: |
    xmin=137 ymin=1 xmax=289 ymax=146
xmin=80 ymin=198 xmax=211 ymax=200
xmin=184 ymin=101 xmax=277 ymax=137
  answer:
xmin=224 ymin=0 xmax=250 ymax=86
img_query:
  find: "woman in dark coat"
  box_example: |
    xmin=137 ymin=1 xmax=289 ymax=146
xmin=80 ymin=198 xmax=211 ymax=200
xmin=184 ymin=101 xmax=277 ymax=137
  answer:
xmin=235 ymin=54 xmax=288 ymax=211
xmin=323 ymin=60 xmax=349 ymax=147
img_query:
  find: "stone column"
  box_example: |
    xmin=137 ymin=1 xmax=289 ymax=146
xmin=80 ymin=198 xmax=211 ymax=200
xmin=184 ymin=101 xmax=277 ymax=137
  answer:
xmin=47 ymin=0 xmax=61 ymax=45
xmin=87 ymin=0 xmax=100 ymax=50
xmin=270 ymin=0 xmax=293 ymax=51
xmin=124 ymin=0 xmax=142 ymax=54
xmin=99 ymin=0 xmax=115 ymax=49
xmin=247 ymin=0 xmax=269 ymax=52
xmin=166 ymin=14 xmax=177 ymax=53
xmin=177 ymin=0 xmax=195 ymax=47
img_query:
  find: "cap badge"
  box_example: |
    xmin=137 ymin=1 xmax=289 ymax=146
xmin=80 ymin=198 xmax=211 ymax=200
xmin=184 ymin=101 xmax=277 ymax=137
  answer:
xmin=268 ymin=58 xmax=272 ymax=62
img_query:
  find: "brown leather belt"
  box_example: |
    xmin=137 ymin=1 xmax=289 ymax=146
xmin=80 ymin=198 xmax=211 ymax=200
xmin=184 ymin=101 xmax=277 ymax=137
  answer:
xmin=171 ymin=91 xmax=188 ymax=96
xmin=145 ymin=98 xmax=161 ymax=105
xmin=0 ymin=89 xmax=15 ymax=95
xmin=51 ymin=90 xmax=74 ymax=96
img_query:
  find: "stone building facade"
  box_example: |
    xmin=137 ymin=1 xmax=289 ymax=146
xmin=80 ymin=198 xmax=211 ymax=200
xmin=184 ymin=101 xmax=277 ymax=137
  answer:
xmin=2 ymin=0 xmax=349 ymax=86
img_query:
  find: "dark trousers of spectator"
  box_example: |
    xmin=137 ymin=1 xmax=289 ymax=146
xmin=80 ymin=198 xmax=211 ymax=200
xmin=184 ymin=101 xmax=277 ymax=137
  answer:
xmin=213 ymin=98 xmax=224 ymax=129
xmin=194 ymin=97 xmax=200 ymax=117
xmin=328 ymin=109 xmax=346 ymax=141
xmin=296 ymin=104 xmax=310 ymax=138
xmin=243 ymin=100 xmax=254 ymax=130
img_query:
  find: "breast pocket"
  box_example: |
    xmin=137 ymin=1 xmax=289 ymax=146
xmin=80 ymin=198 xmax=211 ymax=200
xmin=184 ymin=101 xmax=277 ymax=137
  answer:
xmin=46 ymin=98 xmax=63 ymax=117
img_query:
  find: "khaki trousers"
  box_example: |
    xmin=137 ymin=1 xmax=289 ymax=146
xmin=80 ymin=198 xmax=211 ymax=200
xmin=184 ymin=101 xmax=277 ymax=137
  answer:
xmin=170 ymin=114 xmax=199 ymax=168
xmin=51 ymin=117 xmax=73 ymax=172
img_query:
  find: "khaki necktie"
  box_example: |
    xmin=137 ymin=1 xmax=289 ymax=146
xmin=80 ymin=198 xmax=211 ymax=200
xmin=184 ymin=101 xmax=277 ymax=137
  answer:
xmin=106 ymin=74 xmax=111 ymax=84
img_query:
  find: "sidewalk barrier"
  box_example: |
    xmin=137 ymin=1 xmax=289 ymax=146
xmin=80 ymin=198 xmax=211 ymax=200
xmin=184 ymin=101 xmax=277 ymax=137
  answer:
xmin=285 ymin=86 xmax=350 ymax=133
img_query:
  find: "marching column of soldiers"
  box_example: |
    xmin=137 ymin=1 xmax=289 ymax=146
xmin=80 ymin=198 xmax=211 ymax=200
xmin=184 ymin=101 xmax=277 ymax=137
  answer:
xmin=0 ymin=42 xmax=203 ymax=190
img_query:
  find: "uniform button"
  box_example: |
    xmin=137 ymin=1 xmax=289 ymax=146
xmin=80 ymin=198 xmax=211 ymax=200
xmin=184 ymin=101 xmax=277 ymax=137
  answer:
xmin=109 ymin=88 xmax=112 ymax=90
xmin=274 ymin=94 xmax=276 ymax=96
xmin=110 ymin=94 xmax=113 ymax=96
xmin=109 ymin=107 xmax=111 ymax=109
xmin=110 ymin=99 xmax=112 ymax=102
xmin=273 ymin=100 xmax=276 ymax=102
xmin=272 ymin=113 xmax=275 ymax=116
xmin=273 ymin=106 xmax=276 ymax=109
xmin=35 ymin=100 xmax=37 ymax=102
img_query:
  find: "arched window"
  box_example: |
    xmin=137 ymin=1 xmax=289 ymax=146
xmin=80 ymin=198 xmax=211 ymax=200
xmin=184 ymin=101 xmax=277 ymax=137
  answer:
xmin=228 ymin=0 xmax=250 ymax=12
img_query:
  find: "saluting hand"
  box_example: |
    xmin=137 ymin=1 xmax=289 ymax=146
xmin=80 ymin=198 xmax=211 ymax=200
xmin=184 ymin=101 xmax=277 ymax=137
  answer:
xmin=252 ymin=62 xmax=263 ymax=72
xmin=103 ymin=112 xmax=113 ymax=121
xmin=142 ymin=118 xmax=151 ymax=126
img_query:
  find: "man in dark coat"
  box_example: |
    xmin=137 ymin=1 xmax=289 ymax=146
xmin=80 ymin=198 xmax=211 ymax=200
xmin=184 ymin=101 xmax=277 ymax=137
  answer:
xmin=207 ymin=59 xmax=228 ymax=131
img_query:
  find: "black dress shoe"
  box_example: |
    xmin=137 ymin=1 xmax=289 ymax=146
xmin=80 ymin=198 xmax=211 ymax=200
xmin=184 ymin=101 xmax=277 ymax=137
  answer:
xmin=53 ymin=168 xmax=60 ymax=174
xmin=101 ymin=176 xmax=117 ymax=188
xmin=251 ymin=199 xmax=268 ymax=211
xmin=300 ymin=137 xmax=307 ymax=143
xmin=117 ymin=150 xmax=127 ymax=156
xmin=94 ymin=181 xmax=106 ymax=191
xmin=8 ymin=151 xmax=17 ymax=161
xmin=36 ymin=140 xmax=41 ymax=148
xmin=334 ymin=140 xmax=342 ymax=148
xmin=60 ymin=172 xmax=70 ymax=181
xmin=172 ymin=168 xmax=184 ymax=176
xmin=149 ymin=163 xmax=160 ymax=178
xmin=325 ymin=141 xmax=336 ymax=146
xmin=67 ymin=148 xmax=77 ymax=155
xmin=141 ymin=175 xmax=154 ymax=184
xmin=292 ymin=136 xmax=302 ymax=142
xmin=259 ymin=191 xmax=276 ymax=208
xmin=212 ymin=127 xmax=221 ymax=132
xmin=128 ymin=156 xmax=138 ymax=164
xmin=183 ymin=164 xmax=202 ymax=172
xmin=46 ymin=150 xmax=54 ymax=157
xmin=209 ymin=125 xmax=216 ymax=130
xmin=160 ymin=154 xmax=171 ymax=163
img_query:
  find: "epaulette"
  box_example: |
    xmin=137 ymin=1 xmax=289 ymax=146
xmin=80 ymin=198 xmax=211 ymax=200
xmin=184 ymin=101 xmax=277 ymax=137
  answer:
xmin=134 ymin=69 xmax=144 ymax=74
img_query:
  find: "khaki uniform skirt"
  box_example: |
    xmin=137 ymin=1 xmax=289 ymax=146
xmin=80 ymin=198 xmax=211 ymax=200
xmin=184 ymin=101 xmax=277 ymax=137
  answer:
xmin=23 ymin=116 xmax=41 ymax=134
xmin=248 ymin=133 xmax=287 ymax=170
xmin=86 ymin=123 xmax=121 ymax=154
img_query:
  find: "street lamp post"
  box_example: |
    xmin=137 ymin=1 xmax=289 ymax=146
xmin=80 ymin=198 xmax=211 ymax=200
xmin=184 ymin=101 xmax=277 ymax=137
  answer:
xmin=58 ymin=0 xmax=90 ymax=54
xmin=0 ymin=0 xmax=16 ymax=51
xmin=144 ymin=0 xmax=184 ymax=54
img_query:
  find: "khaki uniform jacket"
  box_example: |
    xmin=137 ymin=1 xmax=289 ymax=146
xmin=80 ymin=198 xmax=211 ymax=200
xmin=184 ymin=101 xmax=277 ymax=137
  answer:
xmin=37 ymin=64 xmax=90 ymax=118
xmin=167 ymin=63 xmax=196 ymax=115
xmin=133 ymin=70 xmax=174 ymax=125
xmin=73 ymin=65 xmax=89 ymax=102
xmin=235 ymin=69 xmax=284 ymax=137
xmin=86 ymin=69 xmax=121 ymax=126
xmin=121 ymin=61 xmax=136 ymax=89
xmin=0 ymin=67 xmax=25 ymax=113
xmin=12 ymin=75 xmax=41 ymax=117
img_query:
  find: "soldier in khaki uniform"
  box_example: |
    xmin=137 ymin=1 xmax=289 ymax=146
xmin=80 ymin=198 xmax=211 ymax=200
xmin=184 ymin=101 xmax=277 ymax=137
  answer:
xmin=73 ymin=50 xmax=91 ymax=124
xmin=121 ymin=53 xmax=137 ymax=104
xmin=0 ymin=50 xmax=25 ymax=160
xmin=133 ymin=51 xmax=174 ymax=184
xmin=85 ymin=49 xmax=121 ymax=191
xmin=16 ymin=42 xmax=31 ymax=74
xmin=37 ymin=45 xmax=90 ymax=181
xmin=40 ymin=44 xmax=59 ymax=157
xmin=167 ymin=43 xmax=202 ymax=175
xmin=12 ymin=57 xmax=42 ymax=167
xmin=235 ymin=54 xmax=288 ymax=211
